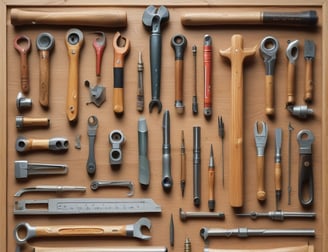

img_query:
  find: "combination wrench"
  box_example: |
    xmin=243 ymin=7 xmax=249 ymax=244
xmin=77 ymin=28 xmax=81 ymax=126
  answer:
xmin=86 ymin=115 xmax=98 ymax=176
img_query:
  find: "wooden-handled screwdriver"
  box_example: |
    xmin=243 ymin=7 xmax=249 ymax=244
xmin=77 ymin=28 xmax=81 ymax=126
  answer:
xmin=275 ymin=128 xmax=283 ymax=210
xmin=208 ymin=144 xmax=215 ymax=211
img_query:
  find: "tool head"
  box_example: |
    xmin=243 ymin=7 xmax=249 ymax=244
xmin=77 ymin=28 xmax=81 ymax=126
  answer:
xmin=14 ymin=35 xmax=31 ymax=54
xmin=260 ymin=36 xmax=279 ymax=75
xmin=85 ymin=80 xmax=106 ymax=107
xmin=65 ymin=28 xmax=84 ymax=48
xmin=48 ymin=138 xmax=69 ymax=151
xmin=286 ymin=40 xmax=299 ymax=64
xmin=93 ymin=31 xmax=106 ymax=48
xmin=297 ymin=129 xmax=314 ymax=154
xmin=127 ymin=217 xmax=152 ymax=240
xmin=36 ymin=32 xmax=55 ymax=51
xmin=14 ymin=160 xmax=28 ymax=179
xmin=171 ymin=34 xmax=187 ymax=60
xmin=149 ymin=99 xmax=162 ymax=113
xmin=16 ymin=92 xmax=32 ymax=112
xmin=304 ymin=40 xmax=316 ymax=59
xmin=142 ymin=5 xmax=169 ymax=33
xmin=254 ymin=121 xmax=268 ymax=155
xmin=113 ymin=31 xmax=130 ymax=56
xmin=14 ymin=222 xmax=36 ymax=245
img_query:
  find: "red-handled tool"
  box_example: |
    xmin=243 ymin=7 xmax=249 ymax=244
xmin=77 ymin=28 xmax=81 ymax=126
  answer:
xmin=203 ymin=35 xmax=212 ymax=118
xmin=93 ymin=31 xmax=106 ymax=76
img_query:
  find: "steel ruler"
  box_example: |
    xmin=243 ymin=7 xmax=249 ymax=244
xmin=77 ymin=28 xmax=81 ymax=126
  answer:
xmin=14 ymin=198 xmax=162 ymax=215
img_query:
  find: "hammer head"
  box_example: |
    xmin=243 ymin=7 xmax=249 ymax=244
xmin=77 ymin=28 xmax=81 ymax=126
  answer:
xmin=142 ymin=5 xmax=169 ymax=33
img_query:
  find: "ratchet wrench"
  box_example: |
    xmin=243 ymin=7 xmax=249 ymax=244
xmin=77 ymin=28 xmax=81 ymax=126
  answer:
xmin=65 ymin=28 xmax=84 ymax=123
xmin=86 ymin=115 xmax=98 ymax=176
xmin=14 ymin=35 xmax=31 ymax=94
xmin=112 ymin=32 xmax=130 ymax=115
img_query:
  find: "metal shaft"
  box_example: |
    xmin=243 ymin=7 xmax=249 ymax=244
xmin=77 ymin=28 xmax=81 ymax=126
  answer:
xmin=288 ymin=122 xmax=294 ymax=205
xmin=192 ymin=45 xmax=198 ymax=114
xmin=193 ymin=126 xmax=201 ymax=206
xmin=236 ymin=210 xmax=316 ymax=221
xmin=137 ymin=51 xmax=144 ymax=112
xmin=162 ymin=110 xmax=172 ymax=191
xmin=179 ymin=208 xmax=225 ymax=221
xmin=180 ymin=130 xmax=186 ymax=197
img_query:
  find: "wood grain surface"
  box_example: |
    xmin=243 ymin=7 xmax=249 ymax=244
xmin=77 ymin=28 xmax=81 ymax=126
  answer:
xmin=1 ymin=1 xmax=328 ymax=251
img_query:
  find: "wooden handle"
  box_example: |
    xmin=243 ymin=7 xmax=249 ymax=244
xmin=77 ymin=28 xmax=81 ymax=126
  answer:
xmin=220 ymin=34 xmax=256 ymax=208
xmin=36 ymin=225 xmax=126 ymax=238
xmin=208 ymin=169 xmax=215 ymax=201
xmin=66 ymin=46 xmax=81 ymax=122
xmin=175 ymin=60 xmax=183 ymax=103
xmin=287 ymin=62 xmax=296 ymax=105
xmin=265 ymin=75 xmax=274 ymax=116
xmin=181 ymin=152 xmax=186 ymax=182
xmin=256 ymin=156 xmax=266 ymax=201
xmin=275 ymin=162 xmax=282 ymax=191
xmin=22 ymin=117 xmax=49 ymax=127
xmin=20 ymin=52 xmax=29 ymax=94
xmin=304 ymin=59 xmax=313 ymax=103
xmin=39 ymin=50 xmax=50 ymax=107
xmin=25 ymin=139 xmax=50 ymax=151
xmin=10 ymin=8 xmax=127 ymax=28
xmin=113 ymin=87 xmax=124 ymax=114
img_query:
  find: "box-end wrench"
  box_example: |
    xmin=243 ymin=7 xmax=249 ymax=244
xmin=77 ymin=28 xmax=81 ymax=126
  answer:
xmin=14 ymin=35 xmax=31 ymax=94
xmin=15 ymin=136 xmax=69 ymax=153
xmin=297 ymin=129 xmax=315 ymax=207
xmin=36 ymin=32 xmax=55 ymax=108
xmin=112 ymin=32 xmax=130 ymax=115
xmin=286 ymin=40 xmax=299 ymax=107
xmin=259 ymin=36 xmax=279 ymax=117
xmin=14 ymin=218 xmax=152 ymax=245
xmin=142 ymin=5 xmax=170 ymax=113
xmin=86 ymin=115 xmax=98 ymax=176
xmin=65 ymin=28 xmax=84 ymax=123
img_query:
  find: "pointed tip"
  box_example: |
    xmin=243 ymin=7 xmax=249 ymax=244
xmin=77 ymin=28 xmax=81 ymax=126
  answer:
xmin=138 ymin=51 xmax=142 ymax=63
xmin=210 ymin=144 xmax=213 ymax=155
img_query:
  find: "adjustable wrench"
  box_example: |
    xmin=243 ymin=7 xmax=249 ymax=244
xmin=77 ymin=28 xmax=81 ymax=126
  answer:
xmin=14 ymin=35 xmax=31 ymax=94
xmin=93 ymin=31 xmax=106 ymax=76
xmin=286 ymin=40 xmax=299 ymax=106
xmin=86 ymin=115 xmax=98 ymax=176
xmin=65 ymin=28 xmax=84 ymax=123
xmin=14 ymin=218 xmax=152 ymax=245
xmin=259 ymin=36 xmax=279 ymax=116
xmin=142 ymin=5 xmax=170 ymax=113
xmin=297 ymin=129 xmax=315 ymax=207
xmin=16 ymin=136 xmax=69 ymax=153
xmin=36 ymin=32 xmax=55 ymax=108
xmin=112 ymin=32 xmax=130 ymax=115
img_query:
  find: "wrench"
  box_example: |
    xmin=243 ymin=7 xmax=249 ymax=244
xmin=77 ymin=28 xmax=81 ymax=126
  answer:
xmin=86 ymin=115 xmax=98 ymax=176
xmin=16 ymin=136 xmax=69 ymax=153
xmin=36 ymin=32 xmax=55 ymax=108
xmin=113 ymin=32 xmax=130 ymax=115
xmin=14 ymin=35 xmax=31 ymax=94
xmin=14 ymin=218 xmax=152 ymax=245
xmin=109 ymin=130 xmax=126 ymax=166
xmin=65 ymin=28 xmax=84 ymax=123
xmin=297 ymin=129 xmax=315 ymax=207
xmin=142 ymin=5 xmax=170 ymax=113
xmin=93 ymin=31 xmax=106 ymax=76
xmin=259 ymin=36 xmax=279 ymax=117
xmin=91 ymin=180 xmax=134 ymax=197
xmin=286 ymin=40 xmax=299 ymax=107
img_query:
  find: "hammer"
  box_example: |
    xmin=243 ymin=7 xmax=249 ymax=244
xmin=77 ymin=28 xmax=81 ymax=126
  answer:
xmin=220 ymin=35 xmax=256 ymax=208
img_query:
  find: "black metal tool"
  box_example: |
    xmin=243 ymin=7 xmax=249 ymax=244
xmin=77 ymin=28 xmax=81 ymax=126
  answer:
xmin=86 ymin=115 xmax=98 ymax=176
xmin=142 ymin=5 xmax=169 ymax=113
xmin=193 ymin=126 xmax=201 ymax=206
xmin=297 ymin=129 xmax=315 ymax=207
xmin=138 ymin=117 xmax=150 ymax=187
xmin=162 ymin=110 xmax=172 ymax=191
xmin=218 ymin=116 xmax=225 ymax=187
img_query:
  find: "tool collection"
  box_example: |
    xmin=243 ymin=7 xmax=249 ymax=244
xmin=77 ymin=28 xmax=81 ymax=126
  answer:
xmin=9 ymin=4 xmax=322 ymax=252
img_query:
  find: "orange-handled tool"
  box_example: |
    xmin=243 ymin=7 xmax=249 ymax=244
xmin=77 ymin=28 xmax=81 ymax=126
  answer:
xmin=93 ymin=32 xmax=106 ymax=76
xmin=14 ymin=35 xmax=31 ymax=94
xmin=304 ymin=40 xmax=315 ymax=103
xmin=36 ymin=32 xmax=55 ymax=108
xmin=220 ymin=35 xmax=256 ymax=208
xmin=275 ymin=128 xmax=282 ymax=210
xmin=203 ymin=35 xmax=212 ymax=118
xmin=65 ymin=28 xmax=84 ymax=123
xmin=112 ymin=32 xmax=130 ymax=115
xmin=208 ymin=144 xmax=215 ymax=211
xmin=286 ymin=40 xmax=299 ymax=107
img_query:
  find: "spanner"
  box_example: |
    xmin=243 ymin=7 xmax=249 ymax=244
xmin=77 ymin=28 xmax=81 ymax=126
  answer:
xmin=297 ymin=129 xmax=315 ymax=207
xmin=14 ymin=35 xmax=31 ymax=94
xmin=16 ymin=136 xmax=69 ymax=153
xmin=14 ymin=218 xmax=152 ymax=245
xmin=286 ymin=40 xmax=299 ymax=106
xmin=90 ymin=180 xmax=134 ymax=197
xmin=93 ymin=31 xmax=106 ymax=76
xmin=259 ymin=36 xmax=279 ymax=117
xmin=86 ymin=115 xmax=98 ymax=176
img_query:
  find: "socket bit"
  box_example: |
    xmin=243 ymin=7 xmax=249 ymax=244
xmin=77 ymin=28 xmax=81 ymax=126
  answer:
xmin=179 ymin=208 xmax=225 ymax=221
xmin=287 ymin=105 xmax=313 ymax=119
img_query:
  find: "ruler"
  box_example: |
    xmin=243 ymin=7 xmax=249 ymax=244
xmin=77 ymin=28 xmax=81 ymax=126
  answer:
xmin=14 ymin=198 xmax=162 ymax=215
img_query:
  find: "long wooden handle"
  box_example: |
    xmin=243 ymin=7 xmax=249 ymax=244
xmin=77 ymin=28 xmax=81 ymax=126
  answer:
xmin=20 ymin=117 xmax=49 ymax=127
xmin=39 ymin=50 xmax=50 ymax=107
xmin=20 ymin=52 xmax=29 ymax=94
xmin=275 ymin=162 xmax=282 ymax=192
xmin=25 ymin=139 xmax=50 ymax=151
xmin=36 ymin=225 xmax=127 ymax=238
xmin=304 ymin=59 xmax=313 ymax=103
xmin=208 ymin=169 xmax=215 ymax=203
xmin=287 ymin=62 xmax=296 ymax=106
xmin=10 ymin=8 xmax=127 ymax=27
xmin=256 ymin=156 xmax=266 ymax=201
xmin=175 ymin=60 xmax=183 ymax=103
xmin=265 ymin=75 xmax=274 ymax=116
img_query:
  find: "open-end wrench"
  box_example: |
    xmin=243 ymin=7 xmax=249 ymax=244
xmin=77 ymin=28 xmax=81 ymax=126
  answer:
xmin=86 ymin=115 xmax=98 ymax=176
xmin=171 ymin=34 xmax=187 ymax=114
xmin=143 ymin=5 xmax=169 ymax=113
xmin=90 ymin=180 xmax=134 ymax=197
xmin=112 ymin=32 xmax=130 ymax=115
xmin=259 ymin=36 xmax=279 ymax=117
xmin=93 ymin=31 xmax=106 ymax=76
xmin=16 ymin=136 xmax=69 ymax=153
xmin=254 ymin=121 xmax=268 ymax=202
xmin=36 ymin=32 xmax=55 ymax=108
xmin=286 ymin=40 xmax=299 ymax=107
xmin=65 ymin=28 xmax=84 ymax=123
xmin=297 ymin=129 xmax=315 ymax=207
xmin=14 ymin=35 xmax=31 ymax=94
xmin=14 ymin=218 xmax=152 ymax=245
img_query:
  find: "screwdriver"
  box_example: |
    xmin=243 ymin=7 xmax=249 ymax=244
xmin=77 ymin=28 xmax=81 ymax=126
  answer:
xmin=275 ymin=128 xmax=282 ymax=210
xmin=208 ymin=144 xmax=215 ymax=211
xmin=180 ymin=130 xmax=186 ymax=197
xmin=218 ymin=116 xmax=225 ymax=187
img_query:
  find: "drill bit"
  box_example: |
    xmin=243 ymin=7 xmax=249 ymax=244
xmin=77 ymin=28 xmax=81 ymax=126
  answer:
xmin=288 ymin=122 xmax=294 ymax=205
xmin=208 ymin=144 xmax=215 ymax=211
xmin=180 ymin=130 xmax=186 ymax=197
xmin=192 ymin=45 xmax=198 ymax=114
xmin=137 ymin=51 xmax=144 ymax=112
xmin=218 ymin=116 xmax=225 ymax=187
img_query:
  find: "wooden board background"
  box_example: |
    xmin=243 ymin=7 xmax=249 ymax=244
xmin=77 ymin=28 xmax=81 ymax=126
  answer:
xmin=1 ymin=1 xmax=328 ymax=251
